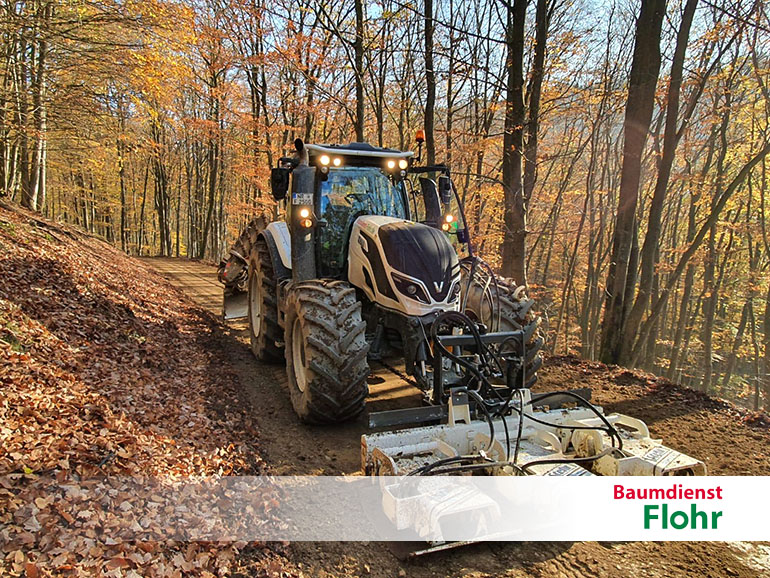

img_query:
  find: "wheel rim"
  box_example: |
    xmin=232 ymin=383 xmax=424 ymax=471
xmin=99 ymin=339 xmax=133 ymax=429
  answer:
xmin=470 ymin=287 xmax=497 ymax=331
xmin=292 ymin=317 xmax=308 ymax=393
xmin=249 ymin=269 xmax=262 ymax=337
xmin=464 ymin=304 xmax=490 ymax=331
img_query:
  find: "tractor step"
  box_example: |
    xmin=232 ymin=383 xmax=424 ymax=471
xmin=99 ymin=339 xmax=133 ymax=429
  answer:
xmin=223 ymin=289 xmax=248 ymax=320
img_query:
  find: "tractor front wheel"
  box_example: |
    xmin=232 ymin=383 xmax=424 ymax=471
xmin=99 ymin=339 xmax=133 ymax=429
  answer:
xmin=461 ymin=270 xmax=544 ymax=388
xmin=284 ymin=280 xmax=370 ymax=424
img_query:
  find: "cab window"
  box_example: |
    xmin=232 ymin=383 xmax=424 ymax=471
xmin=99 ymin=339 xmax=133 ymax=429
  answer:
xmin=316 ymin=166 xmax=408 ymax=277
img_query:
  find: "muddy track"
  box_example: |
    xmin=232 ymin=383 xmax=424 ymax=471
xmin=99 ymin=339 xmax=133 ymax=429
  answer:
xmin=143 ymin=257 xmax=770 ymax=578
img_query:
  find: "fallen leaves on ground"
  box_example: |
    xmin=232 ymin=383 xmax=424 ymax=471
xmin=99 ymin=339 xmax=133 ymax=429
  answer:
xmin=0 ymin=203 xmax=299 ymax=576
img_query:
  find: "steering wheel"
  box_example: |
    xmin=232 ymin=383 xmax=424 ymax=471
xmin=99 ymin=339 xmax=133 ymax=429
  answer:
xmin=345 ymin=192 xmax=368 ymax=204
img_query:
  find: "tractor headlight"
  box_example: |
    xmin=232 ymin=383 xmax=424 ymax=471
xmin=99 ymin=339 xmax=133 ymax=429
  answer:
xmin=386 ymin=159 xmax=396 ymax=170
xmin=319 ymin=154 xmax=330 ymax=166
xmin=398 ymin=159 xmax=408 ymax=170
xmin=333 ymin=157 xmax=342 ymax=166
xmin=391 ymin=273 xmax=429 ymax=304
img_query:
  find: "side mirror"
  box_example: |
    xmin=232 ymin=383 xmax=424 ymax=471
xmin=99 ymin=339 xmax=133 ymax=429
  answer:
xmin=271 ymin=167 xmax=290 ymax=201
xmin=438 ymin=175 xmax=452 ymax=205
xmin=418 ymin=177 xmax=442 ymax=228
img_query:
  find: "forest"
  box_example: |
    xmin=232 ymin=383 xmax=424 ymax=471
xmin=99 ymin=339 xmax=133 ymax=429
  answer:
xmin=1 ymin=0 xmax=769 ymax=409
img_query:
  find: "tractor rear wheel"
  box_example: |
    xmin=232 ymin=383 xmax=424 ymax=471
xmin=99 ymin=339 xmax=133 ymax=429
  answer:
xmin=284 ymin=280 xmax=370 ymax=424
xmin=248 ymin=237 xmax=284 ymax=362
xmin=461 ymin=271 xmax=544 ymax=387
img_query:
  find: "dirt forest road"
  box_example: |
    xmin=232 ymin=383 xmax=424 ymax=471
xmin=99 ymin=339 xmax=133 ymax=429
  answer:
xmin=141 ymin=258 xmax=422 ymax=476
xmin=143 ymin=257 xmax=770 ymax=578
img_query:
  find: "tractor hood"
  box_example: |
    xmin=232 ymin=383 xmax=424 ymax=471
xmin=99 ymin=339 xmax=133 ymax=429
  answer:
xmin=347 ymin=216 xmax=461 ymax=317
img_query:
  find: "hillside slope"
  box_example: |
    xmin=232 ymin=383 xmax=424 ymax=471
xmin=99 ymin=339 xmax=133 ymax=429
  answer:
xmin=0 ymin=203 xmax=294 ymax=576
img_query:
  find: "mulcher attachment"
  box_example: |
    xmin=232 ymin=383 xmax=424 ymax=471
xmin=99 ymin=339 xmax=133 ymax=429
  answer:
xmin=362 ymin=387 xmax=706 ymax=477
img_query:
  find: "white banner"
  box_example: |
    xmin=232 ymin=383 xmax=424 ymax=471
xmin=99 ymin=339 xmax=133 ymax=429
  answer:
xmin=2 ymin=475 xmax=763 ymax=543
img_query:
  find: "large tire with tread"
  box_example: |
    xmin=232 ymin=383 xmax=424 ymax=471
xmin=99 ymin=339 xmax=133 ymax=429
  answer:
xmin=461 ymin=270 xmax=544 ymax=388
xmin=284 ymin=280 xmax=370 ymax=424
xmin=248 ymin=237 xmax=284 ymax=362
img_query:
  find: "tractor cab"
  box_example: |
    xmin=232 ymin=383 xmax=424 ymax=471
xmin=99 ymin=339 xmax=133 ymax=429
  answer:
xmin=304 ymin=143 xmax=412 ymax=278
xmin=270 ymin=140 xmax=470 ymax=286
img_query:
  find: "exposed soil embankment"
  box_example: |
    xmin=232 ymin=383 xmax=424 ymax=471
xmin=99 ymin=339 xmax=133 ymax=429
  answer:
xmin=537 ymin=355 xmax=770 ymax=476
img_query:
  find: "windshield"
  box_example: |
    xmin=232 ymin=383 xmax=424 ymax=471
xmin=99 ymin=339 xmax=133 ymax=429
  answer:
xmin=316 ymin=166 xmax=408 ymax=277
xmin=319 ymin=167 xmax=407 ymax=218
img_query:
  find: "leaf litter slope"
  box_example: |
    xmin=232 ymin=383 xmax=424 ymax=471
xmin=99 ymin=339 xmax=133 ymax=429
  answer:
xmin=0 ymin=203 xmax=298 ymax=576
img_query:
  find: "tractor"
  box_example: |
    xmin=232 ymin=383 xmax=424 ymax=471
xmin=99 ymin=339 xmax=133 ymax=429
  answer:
xmin=218 ymin=138 xmax=543 ymax=424
xmin=218 ymin=138 xmax=705 ymax=485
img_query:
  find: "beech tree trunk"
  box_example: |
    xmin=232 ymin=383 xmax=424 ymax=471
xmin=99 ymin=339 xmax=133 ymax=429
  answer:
xmin=702 ymin=224 xmax=718 ymax=392
xmin=500 ymin=0 xmax=527 ymax=285
xmin=523 ymin=0 xmax=550 ymax=203
xmin=620 ymin=0 xmax=697 ymax=365
xmin=722 ymin=300 xmax=750 ymax=390
xmin=354 ymin=0 xmax=365 ymax=142
xmin=599 ymin=0 xmax=666 ymax=364
xmin=763 ymin=284 xmax=770 ymax=407
xmin=423 ymin=0 xmax=436 ymax=165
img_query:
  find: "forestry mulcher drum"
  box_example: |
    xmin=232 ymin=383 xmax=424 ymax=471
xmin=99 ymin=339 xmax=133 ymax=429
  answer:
xmin=218 ymin=139 xmax=706 ymax=483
